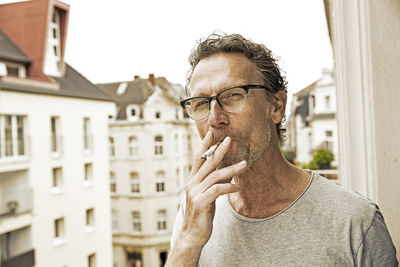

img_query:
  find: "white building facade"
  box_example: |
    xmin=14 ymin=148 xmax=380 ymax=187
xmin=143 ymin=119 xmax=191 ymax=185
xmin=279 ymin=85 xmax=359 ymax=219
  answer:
xmin=0 ymin=1 xmax=114 ymax=266
xmin=287 ymin=69 xmax=339 ymax=167
xmin=99 ymin=75 xmax=199 ymax=267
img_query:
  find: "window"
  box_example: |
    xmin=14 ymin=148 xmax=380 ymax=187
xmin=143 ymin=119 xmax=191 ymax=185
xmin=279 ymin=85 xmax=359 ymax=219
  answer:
xmin=0 ymin=115 xmax=26 ymax=158
xmin=109 ymin=137 xmax=115 ymax=156
xmin=129 ymin=136 xmax=138 ymax=156
xmin=111 ymin=210 xmax=118 ymax=232
xmin=110 ymin=172 xmax=116 ymax=193
xmin=176 ymin=168 xmax=180 ymax=187
xmin=325 ymin=95 xmax=331 ymax=110
xmin=83 ymin=118 xmax=92 ymax=151
xmin=155 ymin=111 xmax=161 ymax=119
xmin=5 ymin=115 xmax=13 ymax=156
xmin=130 ymin=172 xmax=140 ymax=193
xmin=188 ymin=165 xmax=192 ymax=174
xmin=54 ymin=217 xmax=65 ymax=245
xmin=86 ymin=208 xmax=95 ymax=229
xmin=44 ymin=8 xmax=61 ymax=76
xmin=160 ymin=251 xmax=168 ymax=267
xmin=155 ymin=171 xmax=165 ymax=192
xmin=131 ymin=109 xmax=136 ymax=116
xmin=17 ymin=116 xmax=24 ymax=155
xmin=84 ymin=163 xmax=93 ymax=182
xmin=52 ymin=167 xmax=63 ymax=191
xmin=174 ymin=133 xmax=178 ymax=153
xmin=132 ymin=211 xmax=141 ymax=232
xmin=157 ymin=210 xmax=167 ymax=231
xmin=127 ymin=252 xmax=142 ymax=267
xmin=88 ymin=253 xmax=96 ymax=267
xmin=154 ymin=135 xmax=163 ymax=155
xmin=6 ymin=66 xmax=19 ymax=77
xmin=326 ymin=130 xmax=333 ymax=137
xmin=51 ymin=116 xmax=61 ymax=153
xmin=187 ymin=134 xmax=192 ymax=152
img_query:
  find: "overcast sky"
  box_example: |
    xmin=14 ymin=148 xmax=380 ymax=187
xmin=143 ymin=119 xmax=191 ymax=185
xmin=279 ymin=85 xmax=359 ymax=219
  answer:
xmin=2 ymin=0 xmax=333 ymax=108
xmin=62 ymin=0 xmax=333 ymax=94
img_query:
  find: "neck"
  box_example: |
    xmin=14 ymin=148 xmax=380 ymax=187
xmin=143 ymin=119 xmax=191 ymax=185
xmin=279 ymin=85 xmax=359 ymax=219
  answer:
xmin=229 ymin=143 xmax=311 ymax=219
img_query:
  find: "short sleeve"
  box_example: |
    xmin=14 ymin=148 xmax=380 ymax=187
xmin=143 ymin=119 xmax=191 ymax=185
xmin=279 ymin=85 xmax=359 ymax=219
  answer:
xmin=356 ymin=209 xmax=398 ymax=266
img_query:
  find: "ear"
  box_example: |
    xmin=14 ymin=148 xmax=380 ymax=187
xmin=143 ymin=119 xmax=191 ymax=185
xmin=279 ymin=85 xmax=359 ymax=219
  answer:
xmin=270 ymin=91 xmax=287 ymax=124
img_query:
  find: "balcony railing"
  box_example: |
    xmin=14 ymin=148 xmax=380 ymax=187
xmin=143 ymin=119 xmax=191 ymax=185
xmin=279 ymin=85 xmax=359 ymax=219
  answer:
xmin=0 ymin=136 xmax=30 ymax=173
xmin=0 ymin=248 xmax=35 ymax=267
xmin=0 ymin=188 xmax=32 ymax=217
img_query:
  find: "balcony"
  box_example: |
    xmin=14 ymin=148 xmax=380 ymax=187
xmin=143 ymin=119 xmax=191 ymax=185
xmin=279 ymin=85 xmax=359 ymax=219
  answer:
xmin=0 ymin=249 xmax=35 ymax=267
xmin=0 ymin=170 xmax=33 ymax=234
xmin=0 ymin=227 xmax=34 ymax=267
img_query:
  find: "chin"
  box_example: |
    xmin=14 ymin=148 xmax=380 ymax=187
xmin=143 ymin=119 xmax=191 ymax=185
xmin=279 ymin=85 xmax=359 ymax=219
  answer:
xmin=218 ymin=144 xmax=249 ymax=169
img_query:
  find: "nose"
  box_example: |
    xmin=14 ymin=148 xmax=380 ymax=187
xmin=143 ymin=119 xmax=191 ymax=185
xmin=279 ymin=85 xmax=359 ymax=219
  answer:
xmin=207 ymin=99 xmax=229 ymax=127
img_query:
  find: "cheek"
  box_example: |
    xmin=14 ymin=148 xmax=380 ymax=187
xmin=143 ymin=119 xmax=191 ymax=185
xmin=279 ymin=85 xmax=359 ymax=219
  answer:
xmin=195 ymin=121 xmax=208 ymax=139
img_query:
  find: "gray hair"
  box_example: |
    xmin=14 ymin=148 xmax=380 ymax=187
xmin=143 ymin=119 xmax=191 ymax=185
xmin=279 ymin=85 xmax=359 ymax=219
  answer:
xmin=186 ymin=32 xmax=287 ymax=144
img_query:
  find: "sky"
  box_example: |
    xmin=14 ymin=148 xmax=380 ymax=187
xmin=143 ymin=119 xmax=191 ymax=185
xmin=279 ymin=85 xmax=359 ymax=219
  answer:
xmin=2 ymin=0 xmax=334 ymax=110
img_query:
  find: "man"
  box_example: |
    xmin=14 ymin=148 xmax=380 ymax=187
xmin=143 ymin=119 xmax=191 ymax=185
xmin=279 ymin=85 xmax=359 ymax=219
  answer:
xmin=166 ymin=33 xmax=398 ymax=266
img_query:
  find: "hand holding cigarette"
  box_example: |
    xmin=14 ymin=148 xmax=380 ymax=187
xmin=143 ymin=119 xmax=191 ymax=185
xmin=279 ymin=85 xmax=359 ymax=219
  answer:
xmin=171 ymin=130 xmax=247 ymax=256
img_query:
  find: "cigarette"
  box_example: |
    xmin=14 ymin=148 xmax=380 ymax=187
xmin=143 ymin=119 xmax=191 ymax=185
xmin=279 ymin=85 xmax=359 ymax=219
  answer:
xmin=201 ymin=141 xmax=221 ymax=159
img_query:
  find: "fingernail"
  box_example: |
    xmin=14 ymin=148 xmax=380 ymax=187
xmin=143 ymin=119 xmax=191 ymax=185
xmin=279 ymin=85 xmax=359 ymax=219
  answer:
xmin=238 ymin=160 xmax=247 ymax=166
xmin=222 ymin=136 xmax=230 ymax=144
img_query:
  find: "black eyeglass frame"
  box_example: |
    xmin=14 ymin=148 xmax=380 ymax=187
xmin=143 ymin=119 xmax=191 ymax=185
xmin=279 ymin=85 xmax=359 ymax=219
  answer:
xmin=180 ymin=84 xmax=270 ymax=120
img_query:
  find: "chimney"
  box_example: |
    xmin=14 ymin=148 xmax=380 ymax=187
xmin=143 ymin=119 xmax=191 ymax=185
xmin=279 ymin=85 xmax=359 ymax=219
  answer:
xmin=148 ymin=73 xmax=155 ymax=85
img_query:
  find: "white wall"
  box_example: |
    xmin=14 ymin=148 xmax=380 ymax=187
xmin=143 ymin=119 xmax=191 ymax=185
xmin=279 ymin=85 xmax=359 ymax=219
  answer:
xmin=329 ymin=0 xmax=400 ymax=258
xmin=0 ymin=90 xmax=114 ymax=267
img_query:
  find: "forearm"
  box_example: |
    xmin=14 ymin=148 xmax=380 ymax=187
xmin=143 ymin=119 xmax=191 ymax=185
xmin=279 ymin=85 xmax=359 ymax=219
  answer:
xmin=166 ymin=237 xmax=203 ymax=267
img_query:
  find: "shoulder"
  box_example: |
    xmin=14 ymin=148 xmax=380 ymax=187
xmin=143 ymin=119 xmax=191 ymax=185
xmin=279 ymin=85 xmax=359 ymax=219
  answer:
xmin=309 ymin=173 xmax=377 ymax=220
xmin=305 ymin=173 xmax=379 ymax=243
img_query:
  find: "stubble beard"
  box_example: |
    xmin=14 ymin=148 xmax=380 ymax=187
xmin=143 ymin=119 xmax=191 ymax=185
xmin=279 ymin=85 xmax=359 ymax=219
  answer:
xmin=216 ymin=124 xmax=272 ymax=170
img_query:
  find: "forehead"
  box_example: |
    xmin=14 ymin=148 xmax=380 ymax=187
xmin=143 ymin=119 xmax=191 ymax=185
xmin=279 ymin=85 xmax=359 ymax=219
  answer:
xmin=189 ymin=53 xmax=261 ymax=97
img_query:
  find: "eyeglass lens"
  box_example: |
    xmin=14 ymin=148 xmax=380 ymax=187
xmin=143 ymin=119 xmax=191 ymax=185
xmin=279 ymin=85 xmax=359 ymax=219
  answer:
xmin=185 ymin=87 xmax=248 ymax=120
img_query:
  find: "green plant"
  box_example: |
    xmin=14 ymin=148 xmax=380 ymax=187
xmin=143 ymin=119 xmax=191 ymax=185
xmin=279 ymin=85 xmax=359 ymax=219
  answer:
xmin=309 ymin=148 xmax=334 ymax=169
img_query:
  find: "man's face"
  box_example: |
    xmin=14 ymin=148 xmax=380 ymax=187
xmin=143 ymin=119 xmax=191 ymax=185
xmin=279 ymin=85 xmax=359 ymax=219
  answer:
xmin=189 ymin=53 xmax=275 ymax=168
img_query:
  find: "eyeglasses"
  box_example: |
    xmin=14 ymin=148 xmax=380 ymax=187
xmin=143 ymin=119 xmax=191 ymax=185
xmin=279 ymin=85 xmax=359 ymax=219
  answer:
xmin=180 ymin=84 xmax=269 ymax=121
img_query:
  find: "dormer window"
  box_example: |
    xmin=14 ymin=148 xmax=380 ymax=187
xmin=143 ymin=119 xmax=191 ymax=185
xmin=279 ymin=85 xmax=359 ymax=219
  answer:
xmin=44 ymin=8 xmax=62 ymax=76
xmin=155 ymin=111 xmax=161 ymax=119
xmin=0 ymin=62 xmax=26 ymax=78
xmin=127 ymin=105 xmax=140 ymax=121
xmin=6 ymin=66 xmax=19 ymax=77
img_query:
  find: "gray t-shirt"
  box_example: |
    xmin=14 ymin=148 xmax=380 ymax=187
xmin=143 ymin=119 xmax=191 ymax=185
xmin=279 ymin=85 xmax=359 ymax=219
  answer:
xmin=171 ymin=172 xmax=398 ymax=266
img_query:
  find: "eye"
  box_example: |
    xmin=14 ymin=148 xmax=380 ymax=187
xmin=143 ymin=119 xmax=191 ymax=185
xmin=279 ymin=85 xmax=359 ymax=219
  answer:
xmin=221 ymin=90 xmax=245 ymax=104
xmin=191 ymin=99 xmax=209 ymax=111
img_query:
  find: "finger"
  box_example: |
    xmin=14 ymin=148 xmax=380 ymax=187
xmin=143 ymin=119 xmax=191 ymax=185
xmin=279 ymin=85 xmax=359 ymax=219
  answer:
xmin=192 ymin=136 xmax=231 ymax=183
xmin=198 ymin=160 xmax=247 ymax=193
xmin=201 ymin=183 xmax=240 ymax=205
xmin=190 ymin=130 xmax=213 ymax=176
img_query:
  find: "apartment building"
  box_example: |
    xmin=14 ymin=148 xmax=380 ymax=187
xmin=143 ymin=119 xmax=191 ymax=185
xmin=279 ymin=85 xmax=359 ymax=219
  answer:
xmin=98 ymin=74 xmax=199 ymax=267
xmin=286 ymin=68 xmax=339 ymax=167
xmin=0 ymin=0 xmax=114 ymax=266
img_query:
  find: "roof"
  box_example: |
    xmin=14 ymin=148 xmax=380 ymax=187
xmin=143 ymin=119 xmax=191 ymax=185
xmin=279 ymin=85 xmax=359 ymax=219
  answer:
xmin=0 ymin=29 xmax=31 ymax=64
xmin=293 ymin=80 xmax=319 ymax=97
xmin=97 ymin=76 xmax=185 ymax=120
xmin=0 ymin=63 xmax=114 ymax=102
